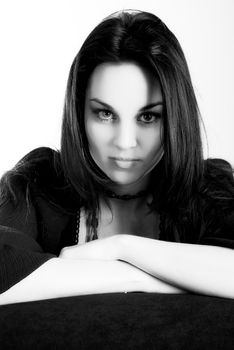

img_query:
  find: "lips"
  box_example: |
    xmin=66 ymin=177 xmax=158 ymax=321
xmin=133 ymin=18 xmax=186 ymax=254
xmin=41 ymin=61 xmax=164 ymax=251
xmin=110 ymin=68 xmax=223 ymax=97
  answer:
xmin=109 ymin=157 xmax=141 ymax=169
xmin=110 ymin=157 xmax=140 ymax=161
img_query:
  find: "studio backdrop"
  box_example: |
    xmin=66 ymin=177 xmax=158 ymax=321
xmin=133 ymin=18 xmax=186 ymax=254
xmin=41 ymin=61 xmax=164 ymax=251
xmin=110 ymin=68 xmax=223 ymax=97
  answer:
xmin=0 ymin=0 xmax=233 ymax=177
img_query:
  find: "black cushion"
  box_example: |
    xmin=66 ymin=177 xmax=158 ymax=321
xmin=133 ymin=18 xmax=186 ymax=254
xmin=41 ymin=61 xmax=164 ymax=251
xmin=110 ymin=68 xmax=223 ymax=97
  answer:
xmin=1 ymin=293 xmax=234 ymax=349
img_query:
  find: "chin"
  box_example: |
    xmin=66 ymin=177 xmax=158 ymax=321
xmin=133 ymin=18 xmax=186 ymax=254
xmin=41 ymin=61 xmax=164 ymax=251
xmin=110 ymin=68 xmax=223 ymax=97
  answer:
xmin=108 ymin=172 xmax=142 ymax=186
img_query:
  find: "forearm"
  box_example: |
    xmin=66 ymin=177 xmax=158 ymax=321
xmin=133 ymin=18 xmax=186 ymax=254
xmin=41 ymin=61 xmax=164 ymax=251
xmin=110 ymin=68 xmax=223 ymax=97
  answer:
xmin=0 ymin=257 xmax=184 ymax=305
xmin=119 ymin=235 xmax=234 ymax=299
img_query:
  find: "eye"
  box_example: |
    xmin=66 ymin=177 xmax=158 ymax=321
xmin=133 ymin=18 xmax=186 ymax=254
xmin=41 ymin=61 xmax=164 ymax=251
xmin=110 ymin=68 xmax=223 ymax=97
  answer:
xmin=93 ymin=109 xmax=115 ymax=122
xmin=138 ymin=112 xmax=161 ymax=124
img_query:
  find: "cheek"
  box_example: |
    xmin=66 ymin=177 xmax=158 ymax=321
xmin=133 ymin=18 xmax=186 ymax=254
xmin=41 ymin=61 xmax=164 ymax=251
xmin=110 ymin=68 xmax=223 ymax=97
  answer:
xmin=141 ymin=126 xmax=163 ymax=156
xmin=85 ymin=121 xmax=110 ymax=156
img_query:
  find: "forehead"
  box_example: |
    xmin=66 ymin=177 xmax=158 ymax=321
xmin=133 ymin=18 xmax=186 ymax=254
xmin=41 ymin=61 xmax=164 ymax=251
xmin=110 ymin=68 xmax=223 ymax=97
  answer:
xmin=85 ymin=61 xmax=163 ymax=107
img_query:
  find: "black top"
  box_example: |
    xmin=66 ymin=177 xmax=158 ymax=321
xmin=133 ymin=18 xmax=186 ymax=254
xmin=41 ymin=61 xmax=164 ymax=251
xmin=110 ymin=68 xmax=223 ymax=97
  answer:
xmin=0 ymin=147 xmax=234 ymax=294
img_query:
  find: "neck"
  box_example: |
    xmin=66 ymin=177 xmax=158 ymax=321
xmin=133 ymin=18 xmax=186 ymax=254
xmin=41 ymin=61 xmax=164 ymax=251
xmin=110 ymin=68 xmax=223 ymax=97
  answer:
xmin=105 ymin=188 xmax=149 ymax=200
xmin=107 ymin=174 xmax=150 ymax=196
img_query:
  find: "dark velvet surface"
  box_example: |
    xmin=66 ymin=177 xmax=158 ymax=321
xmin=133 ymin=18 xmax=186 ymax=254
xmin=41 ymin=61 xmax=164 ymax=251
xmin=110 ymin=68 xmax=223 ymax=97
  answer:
xmin=1 ymin=293 xmax=234 ymax=349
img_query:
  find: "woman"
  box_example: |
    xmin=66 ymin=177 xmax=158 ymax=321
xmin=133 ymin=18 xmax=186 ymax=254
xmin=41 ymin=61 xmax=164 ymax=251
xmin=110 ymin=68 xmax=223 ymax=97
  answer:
xmin=0 ymin=10 xmax=234 ymax=305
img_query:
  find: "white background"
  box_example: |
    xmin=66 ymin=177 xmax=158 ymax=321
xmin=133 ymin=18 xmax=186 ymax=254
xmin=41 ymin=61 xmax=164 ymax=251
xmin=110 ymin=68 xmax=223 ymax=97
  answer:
xmin=0 ymin=0 xmax=233 ymax=177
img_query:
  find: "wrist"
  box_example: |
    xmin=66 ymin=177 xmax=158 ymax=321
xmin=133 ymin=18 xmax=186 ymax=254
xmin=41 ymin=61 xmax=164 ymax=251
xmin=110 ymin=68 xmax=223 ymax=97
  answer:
xmin=117 ymin=234 xmax=131 ymax=261
xmin=59 ymin=245 xmax=75 ymax=259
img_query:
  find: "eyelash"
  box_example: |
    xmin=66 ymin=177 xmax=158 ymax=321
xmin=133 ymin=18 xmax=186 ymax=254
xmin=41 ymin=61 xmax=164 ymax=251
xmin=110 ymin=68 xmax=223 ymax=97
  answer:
xmin=92 ymin=108 xmax=161 ymax=125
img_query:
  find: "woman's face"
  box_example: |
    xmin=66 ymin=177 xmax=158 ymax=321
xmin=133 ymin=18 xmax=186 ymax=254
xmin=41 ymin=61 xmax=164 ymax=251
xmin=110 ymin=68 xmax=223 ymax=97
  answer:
xmin=84 ymin=61 xmax=164 ymax=190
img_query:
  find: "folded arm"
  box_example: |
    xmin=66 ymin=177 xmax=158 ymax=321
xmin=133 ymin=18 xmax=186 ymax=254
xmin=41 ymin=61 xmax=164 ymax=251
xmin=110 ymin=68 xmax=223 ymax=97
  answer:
xmin=61 ymin=234 xmax=234 ymax=299
xmin=119 ymin=235 xmax=234 ymax=299
xmin=0 ymin=257 xmax=184 ymax=305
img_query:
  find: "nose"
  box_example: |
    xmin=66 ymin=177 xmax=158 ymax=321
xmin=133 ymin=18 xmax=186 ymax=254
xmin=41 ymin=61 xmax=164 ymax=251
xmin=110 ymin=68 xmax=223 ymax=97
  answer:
xmin=113 ymin=122 xmax=137 ymax=150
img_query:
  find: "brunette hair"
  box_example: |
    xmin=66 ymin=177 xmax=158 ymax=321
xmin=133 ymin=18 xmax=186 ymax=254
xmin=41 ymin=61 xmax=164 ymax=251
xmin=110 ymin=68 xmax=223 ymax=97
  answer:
xmin=1 ymin=10 xmax=233 ymax=243
xmin=60 ymin=9 xmax=204 ymax=240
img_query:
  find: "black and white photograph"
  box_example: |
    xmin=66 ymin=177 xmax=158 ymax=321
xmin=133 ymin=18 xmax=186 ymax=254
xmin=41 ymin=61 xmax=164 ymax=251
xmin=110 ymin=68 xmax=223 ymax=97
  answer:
xmin=0 ymin=0 xmax=234 ymax=348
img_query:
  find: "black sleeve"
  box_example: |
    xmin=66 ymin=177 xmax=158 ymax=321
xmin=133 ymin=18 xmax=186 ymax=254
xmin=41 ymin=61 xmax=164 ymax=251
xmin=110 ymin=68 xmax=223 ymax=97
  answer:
xmin=0 ymin=148 xmax=60 ymax=294
xmin=0 ymin=197 xmax=55 ymax=294
xmin=197 ymin=158 xmax=234 ymax=249
xmin=198 ymin=210 xmax=234 ymax=249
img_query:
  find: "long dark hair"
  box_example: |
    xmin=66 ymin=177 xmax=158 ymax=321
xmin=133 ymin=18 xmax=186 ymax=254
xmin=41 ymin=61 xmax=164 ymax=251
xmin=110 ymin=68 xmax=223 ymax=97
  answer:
xmin=1 ymin=10 xmax=233 ymax=243
xmin=60 ymin=10 xmax=205 ymax=240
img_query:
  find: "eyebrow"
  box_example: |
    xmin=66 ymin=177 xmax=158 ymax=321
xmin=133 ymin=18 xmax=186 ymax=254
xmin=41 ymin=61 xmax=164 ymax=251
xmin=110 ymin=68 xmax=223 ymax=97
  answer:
xmin=89 ymin=98 xmax=164 ymax=112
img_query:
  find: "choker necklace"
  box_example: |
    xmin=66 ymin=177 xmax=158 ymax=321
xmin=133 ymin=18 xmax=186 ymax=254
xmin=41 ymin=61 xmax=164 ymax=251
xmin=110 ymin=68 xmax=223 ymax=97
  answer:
xmin=105 ymin=189 xmax=148 ymax=200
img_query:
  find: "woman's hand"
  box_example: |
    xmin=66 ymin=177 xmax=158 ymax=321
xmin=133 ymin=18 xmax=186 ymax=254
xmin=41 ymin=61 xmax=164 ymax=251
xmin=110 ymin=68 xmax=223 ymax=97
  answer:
xmin=59 ymin=235 xmax=122 ymax=261
xmin=58 ymin=236 xmax=187 ymax=295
